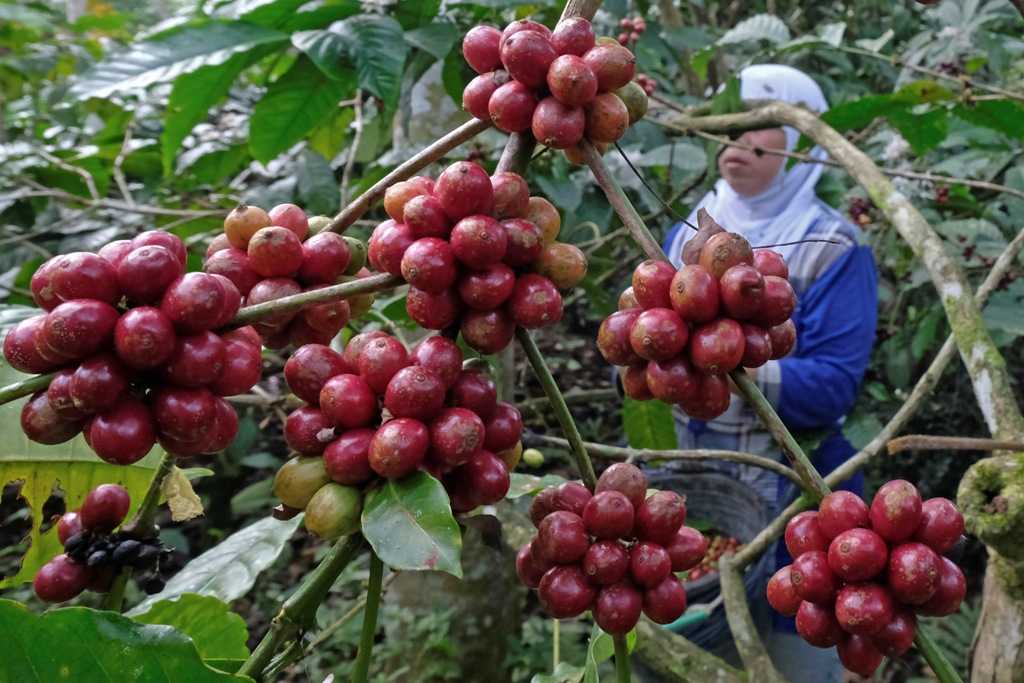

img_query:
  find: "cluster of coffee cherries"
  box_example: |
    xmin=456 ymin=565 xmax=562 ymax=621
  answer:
xmin=34 ymin=484 xmax=170 ymax=602
xmin=767 ymin=481 xmax=967 ymax=677
xmin=205 ymin=203 xmax=372 ymax=350
xmin=684 ymin=531 xmax=741 ymax=582
xmin=369 ymin=160 xmax=586 ymax=354
xmin=598 ymin=221 xmax=797 ymax=421
xmin=634 ymin=73 xmax=657 ymax=96
xmin=4 ymin=230 xmax=256 ymax=461
xmin=617 ymin=15 xmax=646 ymax=46
xmin=461 ymin=17 xmax=649 ymax=154
xmin=847 ymin=197 xmax=873 ymax=226
xmin=275 ymin=331 xmax=522 ymax=535
xmin=516 ymin=463 xmax=707 ymax=634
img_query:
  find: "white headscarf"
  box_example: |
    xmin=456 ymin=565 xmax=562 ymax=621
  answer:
xmin=667 ymin=64 xmax=831 ymax=266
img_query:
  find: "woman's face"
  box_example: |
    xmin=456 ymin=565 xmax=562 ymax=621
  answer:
xmin=717 ymin=127 xmax=787 ymax=197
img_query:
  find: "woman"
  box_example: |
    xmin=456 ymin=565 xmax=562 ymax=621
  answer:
xmin=663 ymin=65 xmax=878 ymax=681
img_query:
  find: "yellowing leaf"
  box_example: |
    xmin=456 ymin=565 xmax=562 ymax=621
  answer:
xmin=162 ymin=465 xmax=205 ymax=522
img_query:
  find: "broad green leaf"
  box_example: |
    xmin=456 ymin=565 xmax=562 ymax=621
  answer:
xmin=583 ymin=624 xmax=637 ymax=683
xmin=622 ymin=398 xmax=677 ymax=450
xmin=405 ymin=21 xmax=460 ymax=59
xmin=718 ymin=14 xmax=790 ymax=45
xmin=128 ymin=515 xmax=303 ymax=614
xmin=179 ymin=143 xmax=251 ymax=185
xmin=984 ymin=280 xmax=1024 ymax=337
xmin=295 ymin=148 xmax=338 ymax=216
xmin=395 ymin=0 xmax=441 ymax=29
xmin=710 ymin=76 xmax=742 ymax=116
xmin=132 ymin=594 xmax=249 ymax=664
xmin=361 ymin=471 xmax=462 ymax=577
xmin=822 ymin=94 xmax=904 ymax=133
xmin=954 ymin=100 xmax=1024 ymax=140
xmin=0 ymin=4 xmax=52 ymax=29
xmin=279 ymin=1 xmax=361 ymax=32
xmin=530 ymin=662 xmax=585 ymax=683
xmin=441 ymin=47 xmax=475 ymax=106
xmin=308 ymin=107 xmax=355 ymax=159
xmin=249 ymin=56 xmax=355 ymax=163
xmin=0 ymin=600 xmax=248 ymax=682
xmin=507 ymin=473 xmax=566 ymax=499
xmin=71 ymin=21 xmax=288 ymax=99
xmin=888 ymin=107 xmax=948 ymax=155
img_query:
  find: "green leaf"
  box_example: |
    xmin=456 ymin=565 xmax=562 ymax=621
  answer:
xmin=405 ymin=21 xmax=459 ymax=59
xmin=128 ymin=515 xmax=303 ymax=615
xmin=71 ymin=21 xmax=288 ymax=99
xmin=842 ymin=410 xmax=884 ymax=451
xmin=180 ymin=144 xmax=251 ymax=185
xmin=132 ymin=594 xmax=249 ymax=663
xmin=507 ymin=473 xmax=566 ymax=499
xmin=361 ymin=471 xmax=462 ymax=577
xmin=888 ymin=107 xmax=948 ymax=155
xmin=395 ymin=0 xmax=441 ymax=29
xmin=984 ymin=280 xmax=1024 ymax=337
xmin=308 ymin=107 xmax=355 ymax=159
xmin=622 ymin=397 xmax=677 ymax=450
xmin=718 ymin=14 xmax=790 ymax=45
xmin=441 ymin=47 xmax=475 ymax=106
xmin=530 ymin=662 xmax=584 ymax=683
xmin=710 ymin=76 xmax=742 ymax=116
xmin=0 ymin=601 xmax=248 ymax=682
xmin=953 ymin=100 xmax=1024 ymax=140
xmin=249 ymin=56 xmax=355 ymax=163
xmin=822 ymin=94 xmax=904 ymax=133
xmin=295 ymin=148 xmax=338 ymax=216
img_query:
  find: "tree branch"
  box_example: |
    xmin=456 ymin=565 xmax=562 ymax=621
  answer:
xmin=887 ymin=435 xmax=1024 ymax=455
xmin=719 ymin=556 xmax=786 ymax=683
xmin=232 ymin=273 xmax=401 ymax=325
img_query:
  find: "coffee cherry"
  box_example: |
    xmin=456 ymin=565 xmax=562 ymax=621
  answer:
xmin=112 ymin=307 xmax=175 ymax=370
xmin=698 ymin=232 xmax=754 ymax=279
xmin=284 ymin=406 xmax=334 ymax=456
xmin=3 ymin=315 xmax=53 ymax=374
xmin=428 ymin=408 xmax=485 ymax=467
xmin=553 ymin=481 xmax=593 ymax=517
xmin=130 ymin=231 xmax=185 ymax=268
xmin=79 ymin=483 xmax=130 ymax=532
xmin=595 ymin=581 xmax=643 ymax=634
xmin=870 ymin=479 xmax=923 ymax=544
xmin=304 ymin=482 xmax=362 ymax=540
xmin=449 ymin=370 xmax=497 ymax=420
xmin=385 ymin=366 xmax=446 ymax=421
xmin=689 ymin=318 xmax=745 ymax=374
xmin=632 ymin=260 xmax=675 ymax=310
xmin=435 ymin=162 xmax=494 ymax=221
xmin=246 ymin=278 xmax=302 ymax=333
xmin=629 ymin=307 xmax=687 ymax=361
xmin=583 ymin=490 xmax=634 ymax=539
xmin=678 ymin=372 xmax=731 ymax=420
xmin=30 ymin=259 xmax=61 ymax=311
xmin=33 ymin=554 xmax=90 ymax=603
xmin=406 ymin=286 xmax=461 ymax=330
xmin=838 ymin=634 xmax=883 ymax=677
xmin=463 ymin=70 xmax=510 ymax=120
xmin=888 ymin=542 xmax=941 ymax=604
xmin=547 ymin=55 xmax=598 ymax=107
xmin=45 ymin=369 xmax=84 ymax=421
xmin=525 ymin=197 xmax=560 ymax=244
xmin=584 ymin=92 xmax=629 ymax=143
xmin=116 ymin=245 xmax=185 ymax=304
xmin=597 ymin=308 xmax=643 ymax=365
xmin=516 ymin=540 xmax=550 ymax=588
xmin=88 ymin=399 xmax=156 ymax=465
xmin=620 ymin=364 xmax=653 ymax=400
xmin=224 ymin=205 xmax=271 ymax=249
xmin=410 ymin=336 xmax=462 ymax=389
xmin=403 ymin=194 xmax=451 ymax=239
xmin=458 ymin=264 xmax=516 ymax=311
xmin=285 ymin=344 xmax=347 ymax=404
xmin=490 ymin=172 xmax=529 ymax=219
xmin=298 ymin=232 xmax=350 ymax=285
xmin=790 ymin=550 xmax=838 ymax=604
xmin=768 ymin=319 xmax=796 ymax=359
xmin=596 ymin=462 xmax=647 ymax=509
xmin=529 ymin=487 xmax=558 ymax=527
xmin=872 ymin=609 xmax=916 ymax=656
xmin=358 ymin=336 xmax=410 ymax=395
xmin=21 ymin=392 xmax=81 ymax=444
xmin=164 ymin=331 xmax=225 ymax=387
xmin=914 ymin=497 xmax=965 ymax=554
xmin=767 ymin=565 xmax=802 ymax=616
xmin=817 ymin=490 xmax=869 ymax=540
xmin=211 ymin=339 xmax=261 ymax=396
xmin=752 ymin=249 xmax=788 ymax=279
xmin=582 ymin=44 xmax=636 ymax=92
xmin=538 ymin=565 xmax=596 ymax=618
xmin=580 ymin=540 xmax=628 ymax=586
xmin=320 ymin=429 xmax=373 ymax=486
xmin=795 ymin=600 xmax=844 ymax=647
xmin=56 ymin=511 xmax=84 ymax=545
xmin=401 ymin=238 xmax=457 ymax=294
xmin=509 ymin=274 xmax=563 ymax=328
xmin=70 ymin=353 xmax=129 ymax=414
xmin=916 ymin=557 xmax=965 ymax=616
xmin=42 ymin=299 xmax=120 ymax=360
xmin=500 ymin=29 xmax=556 ymax=89
xmin=488 ymin=80 xmax=539 ymax=133
xmin=635 ymin=491 xmax=686 ymax=544
xmin=756 ymin=276 xmax=797 ymax=327
xmin=205 ymin=234 xmax=232 ymax=260
xmin=739 ymin=324 xmax=773 ymax=368
xmin=49 ymin=252 xmax=120 ymax=304
xmin=274 ymin=456 xmax=330 ymax=509
xmin=461 ymin=308 xmax=516 ymax=354
xmin=368 ymin=418 xmax=429 ymax=479
xmin=835 ymin=583 xmax=895 ymax=636
xmin=160 ymin=273 xmax=228 ymax=333
xmin=668 ymin=264 xmax=718 ymax=324
xmin=784 ymin=511 xmax=828 ymax=558
xmin=319 ymin=374 xmax=377 ymax=429
xmin=463 ymin=25 xmax=503 ymax=74
xmin=666 ymin=527 xmax=708 ymax=572
xmin=536 ymin=510 xmax=589 ymax=564
xmin=267 ymin=203 xmax=309 ymax=241
xmin=535 ymin=243 xmax=587 ymax=290
xmin=208 ymin=399 xmax=240 ymax=453
xmin=452 ymin=449 xmax=510 ymax=506
xmin=551 ymin=16 xmax=595 ymax=56
xmin=501 ymin=218 xmax=544 ymax=267
xmin=246 ymin=226 xmax=303 ymax=278
xmin=615 ymin=81 xmax=649 ymax=125
xmin=367 ymin=220 xmax=414 ymax=278
xmin=151 ymin=386 xmax=218 ymax=442
xmin=531 ymin=97 xmax=585 ymax=149
xmin=719 ymin=264 xmax=764 ymax=320
xmin=481 ymin=402 xmax=521 ymax=453
xmin=642 ymin=575 xmax=687 ymax=624
xmin=500 ymin=19 xmax=552 ymax=51
xmin=827 ymin=528 xmax=888 ymax=582
xmin=629 ymin=541 xmax=671 ymax=588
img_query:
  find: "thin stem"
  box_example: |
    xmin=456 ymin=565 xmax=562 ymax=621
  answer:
xmin=0 ymin=372 xmax=56 ymax=404
xmin=613 ymin=634 xmax=631 ymax=683
xmin=914 ymin=629 xmax=965 ymax=683
xmin=351 ymin=552 xmax=384 ymax=683
xmin=613 ymin=142 xmax=695 ymax=230
xmin=102 ymin=570 xmax=131 ymax=612
xmin=515 ymin=327 xmax=597 ymax=490
xmin=552 ymin=618 xmax=560 ymax=669
xmin=232 ymin=273 xmax=401 ymax=325
xmin=887 ymin=435 xmax=1024 ymax=454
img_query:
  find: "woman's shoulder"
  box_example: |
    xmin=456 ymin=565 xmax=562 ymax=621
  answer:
xmin=786 ymin=200 xmax=867 ymax=292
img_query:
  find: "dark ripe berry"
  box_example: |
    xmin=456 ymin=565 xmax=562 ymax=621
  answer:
xmin=368 ymin=417 xmax=430 ymax=479
xmin=838 ymin=635 xmax=883 ymax=678
xmin=301 ymin=287 xmax=350 ymax=333
xmin=784 ymin=510 xmax=828 ymax=557
xmin=525 ymin=196 xmax=561 ymax=244
xmin=500 ymin=19 xmax=551 ymax=51
xmin=752 ymin=249 xmax=788 ymax=279
xmin=489 ymin=80 xmax=539 ymax=133
xmin=57 ymin=511 xmax=83 ymax=545
xmin=410 ymin=336 xmax=462 ymax=388
xmin=133 ymin=230 xmax=187 ymax=266
xmin=342 ymin=330 xmax=386 ymax=369
xmin=632 ymin=260 xmax=675 ymax=310
xmin=697 ymin=232 xmax=754 ymax=280
xmin=490 ymin=172 xmax=529 ymax=219
xmin=509 ymin=274 xmax=563 ymax=329
xmin=643 ymin=575 xmax=687 ymax=624
xmin=285 ymin=406 xmax=334 ymax=455
xmin=160 ymin=273 xmax=227 ymax=333
xmin=70 ymin=353 xmax=129 ymax=414
xmin=551 ymin=16 xmax=595 ymax=56
xmin=795 ymin=601 xmax=844 ymax=647
xmin=298 ymin=232 xmax=350 ymax=285
xmin=463 ymin=70 xmax=511 ymax=120
xmin=42 ymin=299 xmax=120 ymax=360
xmin=449 ymin=370 xmax=497 ymax=419
xmin=33 ymin=554 xmax=89 ymax=603
xmin=21 ymin=392 xmax=81 ymax=444
xmin=452 ymin=449 xmax=510 ymax=506
xmin=403 ymin=194 xmax=451 ymax=239
xmin=458 ymin=263 xmax=516 ymax=310
xmin=719 ymin=265 xmax=764 ymax=320
xmin=164 ymin=331 xmax=225 ymax=387
xmin=790 ymin=551 xmax=838 ymax=605
xmin=206 ymin=233 xmax=232 ymax=259
xmin=872 ymin=609 xmax=916 ymax=656
xmin=669 ymin=264 xmax=719 ymax=324
xmin=536 ymin=510 xmax=589 ymax=564
xmin=98 ymin=239 xmax=134 ymax=269
xmin=628 ymin=307 xmax=687 ymax=361
xmin=620 ymin=364 xmax=652 ymax=400
xmin=287 ymin=316 xmax=336 ymax=348
xmin=4 ymin=315 xmax=54 ymax=374
xmin=539 ymin=565 xmax=596 ymax=619
xmin=500 ymin=29 xmax=556 ymax=89
xmin=584 ymin=93 xmax=629 ymax=143
xmin=463 ymin=25 xmax=502 ymax=74
xmin=678 ymin=372 xmax=731 ymax=421
xmin=501 ymin=218 xmax=544 ymax=267
xmin=835 ymin=583 xmax=894 ymax=635
xmin=30 ymin=259 xmax=61 ymax=311
xmin=548 ymin=56 xmax=599 ymax=107
xmin=768 ymin=320 xmax=797 ymax=359
xmin=401 ymin=238 xmax=457 ymax=294
xmin=596 ymin=462 xmax=647 ymax=510
xmin=429 ymin=407 xmax=485 ymax=467
xmin=88 ymin=398 xmax=156 ymax=465
xmin=211 ymin=340 xmax=261 ymax=396
xmin=595 ymin=582 xmax=643 ymax=634
xmin=47 ymin=370 xmax=85 ymax=420
xmin=435 ymin=161 xmax=494 ymax=221
xmin=116 ymin=245 xmax=184 ymax=304
xmin=273 ymin=456 xmax=330 ymax=509
xmin=582 ymin=44 xmax=636 ymax=92
xmin=320 ymin=374 xmax=377 ymax=429
xmin=914 ymin=497 xmax=965 ymax=554
xmin=113 ymin=307 xmax=176 ymax=370
xmin=80 ymin=483 xmax=130 ymax=532
xmin=368 ymin=220 xmax=415 ymax=277
xmin=210 ymin=275 xmax=241 ymax=329
xmin=460 ymin=308 xmax=516 ymax=354
xmin=450 ymin=215 xmax=507 ymax=269
xmin=666 ymin=527 xmax=708 ymax=572
xmin=483 ymin=402 xmax=522 ymax=452
xmin=382 ymin=179 xmax=432 ymax=223
xmin=247 ymin=226 xmax=303 ymax=278
xmin=517 ymin=540 xmax=550 ymax=588
xmin=870 ymin=479 xmax=923 ymax=543
xmin=740 ymin=324 xmax=772 ymax=368
xmin=49 ymin=252 xmax=120 ymax=305
xmin=689 ymin=318 xmax=745 ymax=374
xmin=151 ymin=386 xmax=218 ymax=442
xmin=583 ymin=490 xmax=634 ymax=539
xmin=817 ymin=490 xmax=869 ymax=539
xmin=268 ymin=203 xmax=309 ymax=241
xmin=304 ymin=482 xmax=362 ymax=540
xmin=529 ymin=487 xmax=558 ymax=527
xmin=756 ymin=276 xmax=797 ymax=327
xmin=385 ymin=366 xmax=446 ymax=421
xmin=916 ymin=557 xmax=965 ymax=616
xmin=767 ymin=565 xmax=803 ymax=616
xmin=407 ymin=286 xmax=462 ymax=330
xmin=324 ymin=427 xmax=376 ymax=485
xmin=358 ymin=336 xmax=410 ymax=395
xmin=285 ymin=345 xmax=346 ymax=404
xmin=597 ymin=308 xmax=642 ymax=365
xmin=246 ymin=277 xmax=302 ymax=333
xmin=635 ymin=491 xmax=686 ymax=544
xmin=583 ymin=539 xmax=630 ymax=585
xmin=531 ymin=97 xmax=585 ymax=149
xmin=828 ymin=528 xmax=889 ymax=582
xmin=553 ymin=481 xmax=593 ymax=518
xmin=888 ymin=542 xmax=941 ymax=604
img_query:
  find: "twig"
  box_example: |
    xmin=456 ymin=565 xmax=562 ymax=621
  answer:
xmin=9 ymin=187 xmax=225 ymax=218
xmin=36 ymin=149 xmax=99 ymax=200
xmin=614 ymin=634 xmax=631 ymax=683
xmin=340 ymin=90 xmax=364 ymax=208
xmin=113 ymin=125 xmax=135 ymax=205
xmin=0 ymin=372 xmax=56 ymax=404
xmin=887 ymin=435 xmax=1024 ymax=455
xmin=351 ymin=551 xmax=384 ymax=683
xmin=232 ymin=273 xmax=401 ymax=325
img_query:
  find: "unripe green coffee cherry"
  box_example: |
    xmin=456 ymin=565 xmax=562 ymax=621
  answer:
xmin=307 ymin=215 xmax=332 ymax=234
xmin=304 ymin=483 xmax=362 ymax=539
xmin=273 ymin=456 xmax=330 ymax=509
xmin=615 ymin=81 xmax=649 ymax=126
xmin=342 ymin=237 xmax=368 ymax=275
xmin=523 ymin=448 xmax=545 ymax=468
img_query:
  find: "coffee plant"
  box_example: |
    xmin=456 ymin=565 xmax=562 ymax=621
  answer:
xmin=1 ymin=1 xmax=1022 ymax=682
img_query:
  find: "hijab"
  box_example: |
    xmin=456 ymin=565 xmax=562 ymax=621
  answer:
xmin=667 ymin=64 xmax=831 ymax=267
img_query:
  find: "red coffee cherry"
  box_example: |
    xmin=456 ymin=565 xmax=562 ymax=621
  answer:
xmin=117 ymin=245 xmax=185 ymax=304
xmin=3 ymin=315 xmax=54 ymax=374
xmin=463 ymin=70 xmax=511 ymax=120
xmin=384 ymin=366 xmax=446 ymax=422
xmin=33 ymin=554 xmax=90 ymax=603
xmin=323 ymin=428 xmax=376 ymax=485
xmin=88 ymin=398 xmax=156 ymax=465
xmin=114 ymin=307 xmax=176 ymax=370
xmin=767 ymin=565 xmax=802 ymax=616
xmin=403 ymin=194 xmax=451 ymax=239
xmin=887 ymin=542 xmax=941 ymax=605
xmin=916 ymin=557 xmax=965 ymax=616
xmin=688 ymin=318 xmax=745 ymax=375
xmin=285 ymin=344 xmax=349 ymax=405
xmin=70 ymin=353 xmax=129 ymax=414
xmin=516 ymin=540 xmax=549 ymax=589
xmin=834 ymin=583 xmax=895 ymax=635
xmin=406 ymin=286 xmax=462 ymax=330
xmin=872 ymin=609 xmax=917 ymax=657
xmin=546 ymin=55 xmax=598 ymax=107
xmin=429 ymin=408 xmax=485 ymax=467
xmin=669 ymin=264 xmax=720 ymax=324
xmin=790 ymin=550 xmax=838 ymax=605
xmin=48 ymin=252 xmax=120 ymax=304
xmin=594 ymin=581 xmax=643 ymax=634
xmin=57 ymin=511 xmax=84 ymax=545
xmin=298 ymin=232 xmax=351 ymax=285
xmin=752 ymin=249 xmax=788 ymax=279
xmin=665 ymin=527 xmax=707 ymax=572
xmin=80 ymin=483 xmax=131 ymax=532
xmin=501 ymin=218 xmax=544 ymax=267
xmin=358 ymin=336 xmax=410 ymax=395
xmin=756 ymin=275 xmax=797 ymax=327
xmin=642 ymin=575 xmax=687 ymax=624
xmin=870 ymin=479 xmax=923 ymax=543
xmin=133 ymin=230 xmax=187 ymax=266
xmin=21 ymin=391 xmax=81 ymax=444
xmin=583 ymin=490 xmax=635 ymax=539
xmin=628 ymin=307 xmax=688 ymax=361
xmin=246 ymin=278 xmax=302 ymax=334
xmin=817 ymin=490 xmax=869 ymax=540
xmin=164 ymin=331 xmax=225 ymax=387
xmin=827 ymin=528 xmax=889 ymax=582
xmin=401 ymin=237 xmax=458 ymax=294
xmin=435 ymin=161 xmax=494 ymax=221
xmin=629 ymin=541 xmax=671 ymax=588
xmin=248 ymin=226 xmax=304 ymax=278
xmin=268 ymin=203 xmax=309 ymax=241
xmin=552 ymin=481 xmax=593 ymax=517
xmin=42 ymin=299 xmax=120 ymax=360
xmin=211 ymin=339 xmax=261 ymax=397
xmin=837 ymin=635 xmax=883 ymax=678
xmin=463 ymin=25 xmax=503 ymax=74
xmin=631 ymin=259 xmax=675 ymax=309
xmin=768 ymin=319 xmax=797 ymax=359
xmin=483 ymin=402 xmax=523 ymax=452
xmin=151 ymin=386 xmax=218 ymax=443
xmin=784 ymin=510 xmax=828 ymax=557
xmin=320 ymin=374 xmax=378 ymax=429
xmin=410 ymin=336 xmax=463 ymax=388
xmin=285 ymin=406 xmax=335 ymax=456
xmin=449 ymin=370 xmax=497 ymax=420
xmin=509 ymin=274 xmax=563 ymax=329
xmin=536 ymin=510 xmax=589 ymax=565
xmin=490 ymin=172 xmax=530 ymax=219
xmin=368 ymin=417 xmax=430 ymax=479
xmin=538 ymin=565 xmax=596 ymax=618
xmin=597 ymin=308 xmax=643 ymax=366
xmin=583 ymin=539 xmax=630 ymax=585
xmin=46 ymin=369 xmax=85 ymax=421
xmin=634 ymin=491 xmax=686 ymax=544
xmin=621 ymin=363 xmax=653 ymax=400
xmin=795 ymin=600 xmax=844 ymax=647
xmin=551 ymin=16 xmax=595 ymax=56
xmin=460 ymin=308 xmax=515 ymax=354
xmin=449 ymin=449 xmax=510 ymax=507
xmin=740 ymin=323 xmax=773 ymax=368
xmin=488 ymin=80 xmax=539 ymax=133
xmin=913 ymin=497 xmax=965 ymax=554
xmin=160 ymin=273 xmax=228 ymax=333
xmin=368 ymin=220 xmax=415 ymax=277
xmin=529 ymin=487 xmax=558 ymax=527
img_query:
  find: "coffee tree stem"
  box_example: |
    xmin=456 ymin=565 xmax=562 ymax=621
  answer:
xmin=915 ymin=630 xmax=965 ymax=683
xmin=351 ymin=551 xmax=385 ymax=683
xmin=614 ymin=634 xmax=631 ymax=682
xmin=0 ymin=371 xmax=55 ymax=405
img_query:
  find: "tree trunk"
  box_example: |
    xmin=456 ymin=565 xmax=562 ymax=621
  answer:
xmin=970 ymin=559 xmax=1024 ymax=682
